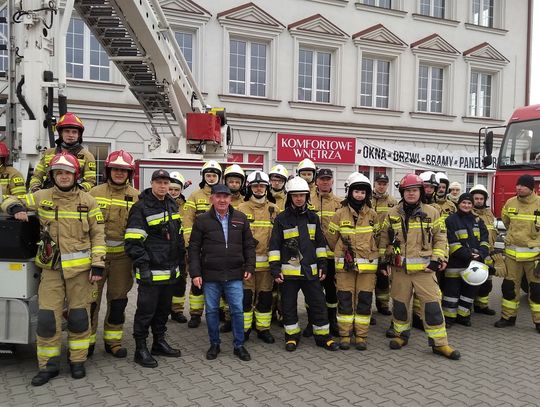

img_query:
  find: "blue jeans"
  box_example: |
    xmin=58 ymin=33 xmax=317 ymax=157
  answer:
xmin=204 ymin=280 xmax=244 ymax=348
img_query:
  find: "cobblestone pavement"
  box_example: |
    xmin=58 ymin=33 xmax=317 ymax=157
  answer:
xmin=2 ymin=278 xmax=540 ymax=407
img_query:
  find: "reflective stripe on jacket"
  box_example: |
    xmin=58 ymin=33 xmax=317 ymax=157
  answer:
xmin=182 ymin=185 xmax=212 ymax=246
xmin=501 ymin=193 xmax=540 ymax=261
xmin=238 ymin=198 xmax=280 ymax=271
xmin=89 ymin=181 xmax=139 ymax=257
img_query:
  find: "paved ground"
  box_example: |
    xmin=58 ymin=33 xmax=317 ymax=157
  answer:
xmin=1 ymin=277 xmax=540 ymax=407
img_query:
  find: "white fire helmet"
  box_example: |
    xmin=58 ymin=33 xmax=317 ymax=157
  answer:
xmin=247 ymin=171 xmax=269 ymax=185
xmin=460 ymin=260 xmax=489 ymax=286
xmin=344 ymin=172 xmax=372 ymax=193
xmin=285 ymin=176 xmax=310 ymax=194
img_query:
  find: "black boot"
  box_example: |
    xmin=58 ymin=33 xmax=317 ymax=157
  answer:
xmin=105 ymin=343 xmax=128 ymax=358
xmin=70 ymin=362 xmax=86 ymax=379
xmin=87 ymin=343 xmax=95 ymax=358
xmin=474 ymin=305 xmax=496 ymax=315
xmin=134 ymin=338 xmax=158 ymax=368
xmin=385 ymin=323 xmax=397 ymax=338
xmin=188 ymin=315 xmax=201 ymax=328
xmin=370 ymin=316 xmax=377 ymax=326
xmin=257 ymin=330 xmax=275 ymax=344
xmin=151 ymin=336 xmax=181 ymax=357
xmin=536 ymin=323 xmax=540 ymax=333
xmin=220 ymin=320 xmax=232 ymax=333
xmin=456 ymin=315 xmax=472 ymax=327
xmin=328 ymin=308 xmax=339 ymax=337
xmin=171 ymin=312 xmax=188 ymax=323
xmin=31 ymin=370 xmax=59 ymax=386
xmin=494 ymin=316 xmax=516 ymax=328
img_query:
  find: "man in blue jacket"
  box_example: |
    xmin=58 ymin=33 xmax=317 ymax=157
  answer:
xmin=189 ymin=184 xmax=256 ymax=361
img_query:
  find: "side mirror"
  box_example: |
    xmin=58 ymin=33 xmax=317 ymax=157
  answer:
xmin=482 ymin=156 xmax=493 ymax=167
xmin=485 ymin=131 xmax=493 ymax=156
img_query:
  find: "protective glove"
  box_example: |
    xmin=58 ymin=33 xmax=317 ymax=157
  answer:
xmin=91 ymin=266 xmax=104 ymax=277
xmin=137 ymin=264 xmax=153 ymax=284
xmin=427 ymin=260 xmax=441 ymax=272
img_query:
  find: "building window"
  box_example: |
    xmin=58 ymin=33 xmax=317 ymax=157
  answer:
xmin=417 ymin=64 xmax=443 ymax=113
xmin=469 ymin=71 xmax=492 ymax=117
xmin=229 ymin=151 xmax=265 ymax=165
xmin=362 ymin=0 xmax=392 ymax=8
xmin=229 ymin=39 xmax=267 ymax=97
xmin=85 ymin=142 xmax=110 ymax=185
xmin=298 ymin=48 xmax=331 ymax=103
xmin=466 ymin=172 xmax=488 ymax=191
xmin=358 ymin=166 xmax=388 ymax=182
xmin=174 ymin=31 xmax=193 ymax=72
xmin=66 ymin=17 xmax=110 ymax=81
xmin=360 ymin=58 xmax=390 ymax=108
xmin=472 ymin=0 xmax=493 ymax=27
xmin=419 ymin=0 xmax=445 ymax=18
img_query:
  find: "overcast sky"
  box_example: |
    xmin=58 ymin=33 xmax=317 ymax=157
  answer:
xmin=532 ymin=0 xmax=539 ymax=104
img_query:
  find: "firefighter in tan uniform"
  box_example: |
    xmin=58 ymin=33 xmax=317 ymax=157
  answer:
xmin=269 ymin=164 xmax=288 ymax=210
xmin=435 ymin=172 xmax=456 ymax=220
xmin=238 ymin=171 xmax=280 ymax=343
xmin=470 ymin=184 xmax=501 ymax=315
xmin=2 ymin=152 xmax=106 ymax=385
xmin=297 ymin=158 xmax=318 ymax=199
xmin=306 ymin=168 xmax=342 ymax=336
xmin=182 ymin=160 xmax=222 ymax=328
xmin=224 ymin=164 xmax=246 ymax=209
xmin=29 ymin=113 xmax=96 ymax=193
xmin=169 ymin=171 xmax=189 ymax=323
xmin=88 ymin=150 xmax=139 ymax=358
xmin=372 ymin=173 xmax=397 ymax=315
xmin=379 ymin=173 xmax=460 ymax=360
xmin=0 ymin=142 xmax=26 ymax=199
xmin=326 ymin=173 xmax=379 ymax=350
xmin=494 ymin=175 xmax=540 ymax=333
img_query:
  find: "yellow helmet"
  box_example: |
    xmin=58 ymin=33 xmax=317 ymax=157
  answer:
xmin=297 ymin=158 xmax=316 ymax=173
xmin=269 ymin=164 xmax=289 ymax=180
xmin=223 ymin=164 xmax=245 ymax=180
xmin=201 ymin=160 xmax=222 ymax=176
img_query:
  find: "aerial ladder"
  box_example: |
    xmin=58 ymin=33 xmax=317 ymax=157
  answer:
xmin=0 ymin=0 xmax=230 ymax=351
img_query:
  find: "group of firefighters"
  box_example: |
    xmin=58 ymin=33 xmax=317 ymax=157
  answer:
xmin=1 ymin=112 xmax=540 ymax=387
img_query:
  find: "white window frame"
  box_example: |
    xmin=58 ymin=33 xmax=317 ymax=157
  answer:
xmin=219 ymin=18 xmax=282 ymax=101
xmin=411 ymin=45 xmax=458 ymax=117
xmin=228 ymin=38 xmax=269 ymax=98
xmin=174 ymin=30 xmax=196 ymax=74
xmin=355 ymin=0 xmax=407 ymax=17
xmin=291 ymin=37 xmax=345 ymax=107
xmin=463 ymin=56 xmax=505 ymax=120
xmin=360 ymin=57 xmax=391 ymax=109
xmin=66 ymin=17 xmax=111 ymax=83
xmin=468 ymin=70 xmax=493 ymax=118
xmin=297 ymin=47 xmax=333 ymax=104
xmin=84 ymin=138 xmax=115 ymax=185
xmin=418 ymin=0 xmax=446 ymax=18
xmin=417 ymin=64 xmax=444 ymax=113
xmin=0 ymin=7 xmax=7 ymax=75
xmin=467 ymin=0 xmax=506 ymax=31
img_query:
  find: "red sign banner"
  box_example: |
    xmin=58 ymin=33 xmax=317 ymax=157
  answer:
xmin=277 ymin=134 xmax=356 ymax=164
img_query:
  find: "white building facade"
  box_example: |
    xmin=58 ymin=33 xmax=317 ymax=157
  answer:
xmin=1 ymin=0 xmax=533 ymax=196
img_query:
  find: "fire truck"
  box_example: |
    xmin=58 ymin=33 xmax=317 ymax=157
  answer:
xmin=480 ymin=104 xmax=540 ymax=218
xmin=0 ymin=0 xmax=250 ymax=351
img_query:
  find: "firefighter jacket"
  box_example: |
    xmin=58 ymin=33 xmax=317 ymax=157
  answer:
xmin=89 ymin=181 xmax=139 ymax=258
xmin=326 ymin=204 xmax=380 ymax=273
xmin=473 ymin=207 xmax=497 ymax=247
xmin=1 ymin=187 xmax=106 ymax=278
xmin=125 ymin=188 xmax=185 ymax=285
xmin=310 ymin=191 xmax=342 ymax=234
xmin=269 ymin=205 xmax=327 ymax=281
xmin=271 ymin=189 xmax=286 ymax=210
xmin=29 ymin=146 xmax=96 ymax=192
xmin=0 ymin=165 xmax=26 ymax=198
xmin=188 ymin=206 xmax=256 ymax=281
xmin=372 ymin=192 xmax=398 ymax=224
xmin=175 ymin=195 xmax=186 ymax=221
xmin=378 ymin=202 xmax=447 ymax=273
xmin=436 ymin=197 xmax=456 ymax=220
xmin=238 ymin=197 xmax=280 ymax=271
xmin=446 ymin=211 xmax=489 ymax=269
xmin=230 ymin=192 xmax=244 ymax=209
xmin=501 ymin=193 xmax=540 ymax=261
xmin=182 ymin=185 xmax=212 ymax=246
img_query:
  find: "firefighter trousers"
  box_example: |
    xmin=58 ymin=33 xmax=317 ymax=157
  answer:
xmin=280 ymin=279 xmax=330 ymax=344
xmin=336 ymin=271 xmax=376 ymax=339
xmin=474 ymin=276 xmax=493 ymax=310
xmin=390 ymin=267 xmax=448 ymax=346
xmin=36 ymin=269 xmax=93 ymax=371
xmin=375 ymin=269 xmax=390 ymax=309
xmin=90 ymin=255 xmax=134 ymax=348
xmin=441 ymin=268 xmax=479 ymax=321
xmin=243 ymin=270 xmax=274 ymax=332
xmin=501 ymin=257 xmax=540 ymax=323
xmin=322 ymin=260 xmax=338 ymax=311
xmin=171 ymin=274 xmax=187 ymax=314
xmin=133 ymin=284 xmax=173 ymax=339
